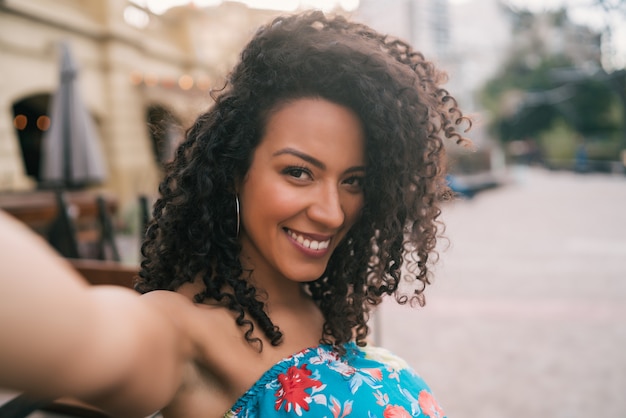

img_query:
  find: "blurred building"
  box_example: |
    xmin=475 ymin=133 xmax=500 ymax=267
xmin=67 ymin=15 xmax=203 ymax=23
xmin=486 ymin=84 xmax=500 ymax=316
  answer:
xmin=355 ymin=0 xmax=514 ymax=108
xmin=0 ymin=0 xmax=280 ymax=205
xmin=355 ymin=0 xmax=451 ymax=66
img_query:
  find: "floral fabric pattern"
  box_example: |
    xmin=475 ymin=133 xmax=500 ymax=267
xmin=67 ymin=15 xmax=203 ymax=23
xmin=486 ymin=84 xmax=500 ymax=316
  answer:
xmin=225 ymin=343 xmax=446 ymax=418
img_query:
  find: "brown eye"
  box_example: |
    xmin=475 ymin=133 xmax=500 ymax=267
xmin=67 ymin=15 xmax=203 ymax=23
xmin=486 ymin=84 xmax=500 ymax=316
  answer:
xmin=343 ymin=176 xmax=364 ymax=191
xmin=282 ymin=166 xmax=312 ymax=181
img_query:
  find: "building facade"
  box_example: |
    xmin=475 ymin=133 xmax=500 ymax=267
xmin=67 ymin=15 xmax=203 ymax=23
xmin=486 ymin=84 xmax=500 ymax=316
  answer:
xmin=355 ymin=0 xmax=450 ymax=61
xmin=0 ymin=0 xmax=279 ymax=207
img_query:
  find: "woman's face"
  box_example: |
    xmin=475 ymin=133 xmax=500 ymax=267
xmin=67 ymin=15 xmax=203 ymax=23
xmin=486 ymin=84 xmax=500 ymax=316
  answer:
xmin=238 ymin=98 xmax=366 ymax=285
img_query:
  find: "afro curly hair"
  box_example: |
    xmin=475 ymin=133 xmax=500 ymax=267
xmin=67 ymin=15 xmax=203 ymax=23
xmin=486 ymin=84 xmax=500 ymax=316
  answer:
xmin=136 ymin=10 xmax=471 ymax=352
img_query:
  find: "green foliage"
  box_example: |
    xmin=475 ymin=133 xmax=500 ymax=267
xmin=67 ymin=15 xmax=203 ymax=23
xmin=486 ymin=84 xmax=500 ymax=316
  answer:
xmin=537 ymin=118 xmax=579 ymax=162
xmin=485 ymin=70 xmax=623 ymax=144
xmin=571 ymin=79 xmax=620 ymax=134
xmin=480 ymin=53 xmax=623 ymax=162
xmin=480 ymin=55 xmax=578 ymax=143
xmin=479 ymin=6 xmax=625 ymax=162
xmin=586 ymin=133 xmax=625 ymax=161
xmin=497 ymin=101 xmax=559 ymax=142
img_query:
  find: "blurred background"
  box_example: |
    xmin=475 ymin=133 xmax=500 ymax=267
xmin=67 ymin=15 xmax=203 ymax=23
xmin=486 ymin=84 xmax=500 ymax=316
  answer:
xmin=0 ymin=0 xmax=624 ymax=417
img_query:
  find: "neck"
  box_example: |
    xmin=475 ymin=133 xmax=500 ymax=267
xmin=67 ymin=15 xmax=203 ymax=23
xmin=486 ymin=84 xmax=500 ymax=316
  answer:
xmin=243 ymin=269 xmax=311 ymax=312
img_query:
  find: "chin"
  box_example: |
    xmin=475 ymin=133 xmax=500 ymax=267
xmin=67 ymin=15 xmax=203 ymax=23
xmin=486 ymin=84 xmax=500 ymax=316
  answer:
xmin=285 ymin=269 xmax=326 ymax=283
xmin=290 ymin=275 xmax=323 ymax=284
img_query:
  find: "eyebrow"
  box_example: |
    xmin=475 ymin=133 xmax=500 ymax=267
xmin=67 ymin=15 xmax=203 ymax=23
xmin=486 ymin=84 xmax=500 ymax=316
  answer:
xmin=272 ymin=147 xmax=366 ymax=173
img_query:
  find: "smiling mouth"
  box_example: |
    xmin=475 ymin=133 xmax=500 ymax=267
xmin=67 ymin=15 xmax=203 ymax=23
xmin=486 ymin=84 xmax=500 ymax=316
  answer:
xmin=285 ymin=228 xmax=331 ymax=251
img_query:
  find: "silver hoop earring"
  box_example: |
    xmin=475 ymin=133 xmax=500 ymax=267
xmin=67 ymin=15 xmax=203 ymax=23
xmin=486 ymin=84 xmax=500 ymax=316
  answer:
xmin=235 ymin=195 xmax=240 ymax=237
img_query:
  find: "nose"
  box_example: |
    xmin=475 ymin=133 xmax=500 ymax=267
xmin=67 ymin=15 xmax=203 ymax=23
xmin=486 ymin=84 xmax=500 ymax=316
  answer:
xmin=307 ymin=183 xmax=345 ymax=230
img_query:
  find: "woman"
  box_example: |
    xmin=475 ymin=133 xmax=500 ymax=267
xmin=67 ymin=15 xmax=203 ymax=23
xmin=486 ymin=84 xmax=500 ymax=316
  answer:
xmin=0 ymin=10 xmax=469 ymax=418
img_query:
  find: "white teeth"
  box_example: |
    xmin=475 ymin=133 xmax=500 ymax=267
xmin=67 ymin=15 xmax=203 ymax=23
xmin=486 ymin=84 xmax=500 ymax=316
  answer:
xmin=287 ymin=229 xmax=330 ymax=251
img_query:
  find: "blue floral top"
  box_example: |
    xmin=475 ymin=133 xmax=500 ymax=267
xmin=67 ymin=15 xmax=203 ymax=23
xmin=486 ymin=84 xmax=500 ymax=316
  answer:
xmin=225 ymin=342 xmax=446 ymax=417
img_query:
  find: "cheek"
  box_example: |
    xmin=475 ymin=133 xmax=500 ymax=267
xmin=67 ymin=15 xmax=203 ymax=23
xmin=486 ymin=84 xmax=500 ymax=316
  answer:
xmin=243 ymin=178 xmax=301 ymax=221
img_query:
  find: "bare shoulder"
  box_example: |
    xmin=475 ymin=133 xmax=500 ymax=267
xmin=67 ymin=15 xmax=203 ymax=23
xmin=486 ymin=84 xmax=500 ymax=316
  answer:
xmin=139 ymin=290 xmax=252 ymax=372
xmin=139 ymin=290 xmax=230 ymax=350
xmin=140 ymin=289 xmax=196 ymax=315
xmin=140 ymin=289 xmax=196 ymax=342
xmin=141 ymin=289 xmax=240 ymax=337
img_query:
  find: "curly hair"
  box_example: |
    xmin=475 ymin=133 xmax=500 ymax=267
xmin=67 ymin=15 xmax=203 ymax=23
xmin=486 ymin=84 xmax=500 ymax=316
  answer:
xmin=136 ymin=10 xmax=470 ymax=352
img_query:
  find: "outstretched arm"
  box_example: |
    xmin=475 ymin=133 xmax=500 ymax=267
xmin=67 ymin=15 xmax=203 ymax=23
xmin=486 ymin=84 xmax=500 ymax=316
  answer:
xmin=0 ymin=210 xmax=187 ymax=417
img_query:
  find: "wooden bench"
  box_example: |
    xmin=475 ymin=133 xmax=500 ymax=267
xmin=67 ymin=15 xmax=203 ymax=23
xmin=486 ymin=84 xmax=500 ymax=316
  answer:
xmin=0 ymin=190 xmax=117 ymax=232
xmin=68 ymin=258 xmax=138 ymax=289
xmin=0 ymin=190 xmax=120 ymax=261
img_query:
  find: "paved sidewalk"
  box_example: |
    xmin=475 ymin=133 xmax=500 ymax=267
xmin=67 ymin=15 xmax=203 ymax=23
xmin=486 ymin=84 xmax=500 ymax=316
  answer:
xmin=376 ymin=167 xmax=626 ymax=417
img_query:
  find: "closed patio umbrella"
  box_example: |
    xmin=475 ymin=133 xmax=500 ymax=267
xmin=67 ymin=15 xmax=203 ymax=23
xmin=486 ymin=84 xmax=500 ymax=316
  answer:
xmin=40 ymin=41 xmax=107 ymax=188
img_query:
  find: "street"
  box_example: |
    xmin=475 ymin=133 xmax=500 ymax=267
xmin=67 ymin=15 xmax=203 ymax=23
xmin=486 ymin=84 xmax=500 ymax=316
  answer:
xmin=377 ymin=167 xmax=626 ymax=417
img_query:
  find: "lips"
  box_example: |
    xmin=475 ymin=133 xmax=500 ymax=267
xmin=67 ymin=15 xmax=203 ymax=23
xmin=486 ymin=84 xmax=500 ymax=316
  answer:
xmin=285 ymin=228 xmax=331 ymax=251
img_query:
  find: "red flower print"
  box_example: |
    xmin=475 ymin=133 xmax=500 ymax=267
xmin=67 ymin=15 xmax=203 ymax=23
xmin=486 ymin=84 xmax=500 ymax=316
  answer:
xmin=275 ymin=364 xmax=323 ymax=415
xmin=383 ymin=404 xmax=412 ymax=418
xmin=418 ymin=390 xmax=445 ymax=418
xmin=363 ymin=367 xmax=383 ymax=380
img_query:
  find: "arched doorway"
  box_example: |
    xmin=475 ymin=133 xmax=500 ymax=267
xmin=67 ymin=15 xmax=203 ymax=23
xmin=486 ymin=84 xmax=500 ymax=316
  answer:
xmin=12 ymin=93 xmax=51 ymax=182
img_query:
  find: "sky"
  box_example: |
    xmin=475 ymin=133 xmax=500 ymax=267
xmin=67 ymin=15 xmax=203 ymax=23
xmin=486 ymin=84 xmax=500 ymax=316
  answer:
xmin=131 ymin=0 xmax=360 ymax=13
xmin=131 ymin=0 xmax=624 ymax=69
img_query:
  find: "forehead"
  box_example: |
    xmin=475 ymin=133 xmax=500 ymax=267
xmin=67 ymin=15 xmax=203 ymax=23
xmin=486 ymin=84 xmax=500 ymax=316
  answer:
xmin=256 ymin=98 xmax=366 ymax=164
